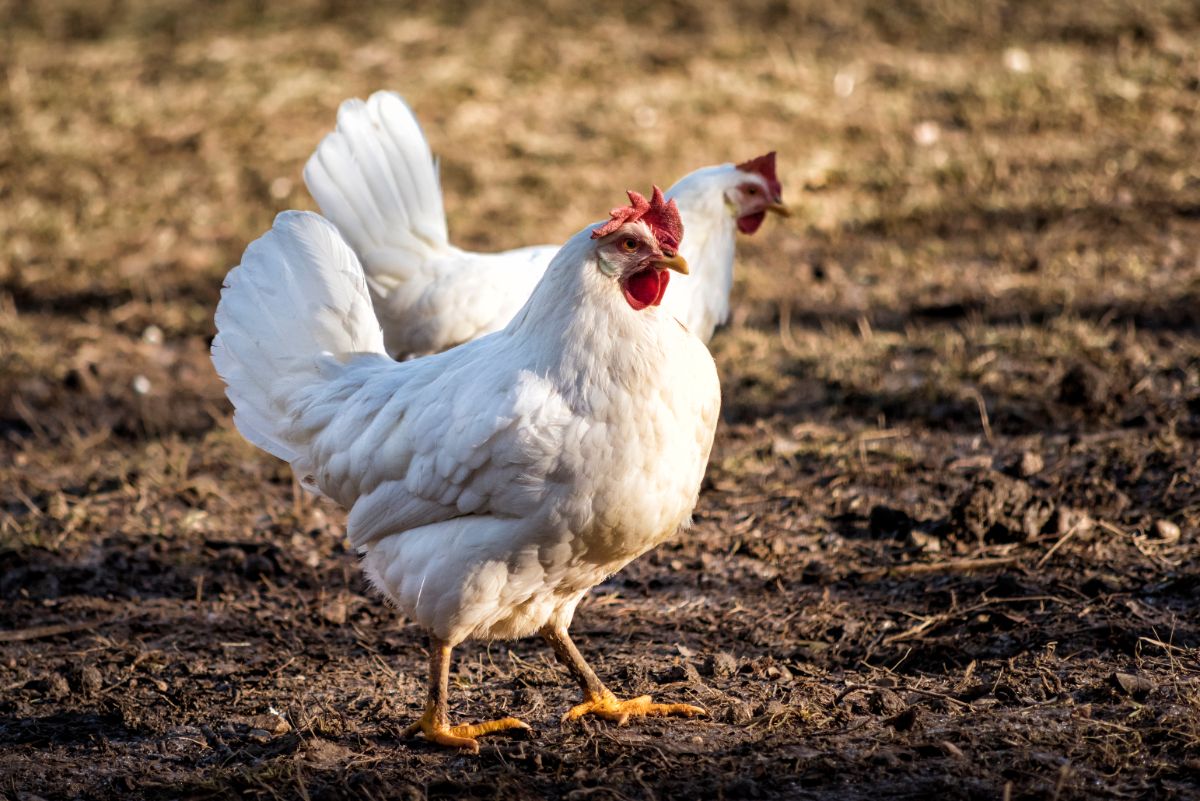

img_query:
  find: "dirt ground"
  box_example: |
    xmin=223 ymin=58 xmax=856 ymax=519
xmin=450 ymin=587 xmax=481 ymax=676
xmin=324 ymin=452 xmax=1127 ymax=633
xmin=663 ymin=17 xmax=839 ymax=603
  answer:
xmin=2 ymin=1 xmax=1199 ymax=798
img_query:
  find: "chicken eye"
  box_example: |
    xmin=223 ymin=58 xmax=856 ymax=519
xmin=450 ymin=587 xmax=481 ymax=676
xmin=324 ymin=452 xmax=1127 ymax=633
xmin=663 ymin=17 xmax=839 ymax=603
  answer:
xmin=621 ymin=237 xmax=639 ymax=252
xmin=746 ymin=186 xmax=759 ymax=196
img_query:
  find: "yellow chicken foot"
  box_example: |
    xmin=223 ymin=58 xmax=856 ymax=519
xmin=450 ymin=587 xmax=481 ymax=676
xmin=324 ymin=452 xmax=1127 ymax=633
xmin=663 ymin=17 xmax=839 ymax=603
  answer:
xmin=541 ymin=624 xmax=706 ymax=725
xmin=401 ymin=637 xmax=530 ymax=753
xmin=400 ymin=703 xmax=530 ymax=752
xmin=563 ymin=688 xmax=705 ymax=724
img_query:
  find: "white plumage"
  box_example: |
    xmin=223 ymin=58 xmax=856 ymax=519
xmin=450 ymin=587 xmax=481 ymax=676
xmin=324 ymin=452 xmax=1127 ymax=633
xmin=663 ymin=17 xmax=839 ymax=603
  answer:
xmin=212 ymin=202 xmax=720 ymax=750
xmin=304 ymin=91 xmax=788 ymax=356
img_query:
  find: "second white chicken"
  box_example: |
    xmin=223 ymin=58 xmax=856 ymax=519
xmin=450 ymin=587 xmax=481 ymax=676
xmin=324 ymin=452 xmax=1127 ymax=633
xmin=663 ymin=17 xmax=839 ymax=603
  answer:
xmin=304 ymin=91 xmax=789 ymax=356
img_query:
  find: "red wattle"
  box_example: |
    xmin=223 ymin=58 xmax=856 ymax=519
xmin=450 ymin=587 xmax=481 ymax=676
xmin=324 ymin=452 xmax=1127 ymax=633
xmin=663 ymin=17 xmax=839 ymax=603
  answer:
xmin=652 ymin=268 xmax=670 ymax=305
xmin=737 ymin=211 xmax=766 ymax=234
xmin=623 ymin=267 xmax=669 ymax=310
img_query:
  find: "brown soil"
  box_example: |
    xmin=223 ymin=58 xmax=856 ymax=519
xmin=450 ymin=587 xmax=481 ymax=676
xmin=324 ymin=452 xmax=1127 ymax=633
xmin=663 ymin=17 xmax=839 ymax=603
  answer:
xmin=2 ymin=2 xmax=1198 ymax=799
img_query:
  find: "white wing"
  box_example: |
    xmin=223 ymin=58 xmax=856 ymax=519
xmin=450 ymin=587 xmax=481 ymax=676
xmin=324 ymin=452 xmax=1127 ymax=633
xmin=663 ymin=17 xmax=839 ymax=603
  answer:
xmin=289 ymin=340 xmax=574 ymax=548
xmin=213 ymin=210 xmax=570 ymax=544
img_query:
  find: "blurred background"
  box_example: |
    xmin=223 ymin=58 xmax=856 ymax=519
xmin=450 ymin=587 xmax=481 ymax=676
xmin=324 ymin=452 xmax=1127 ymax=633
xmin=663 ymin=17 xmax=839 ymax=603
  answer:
xmin=1 ymin=1 xmax=1198 ymax=799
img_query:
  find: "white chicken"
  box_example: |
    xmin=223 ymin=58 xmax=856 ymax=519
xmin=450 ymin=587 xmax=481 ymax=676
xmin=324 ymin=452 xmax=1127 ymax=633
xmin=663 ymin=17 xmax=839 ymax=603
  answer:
xmin=304 ymin=91 xmax=789 ymax=356
xmin=211 ymin=188 xmax=720 ymax=752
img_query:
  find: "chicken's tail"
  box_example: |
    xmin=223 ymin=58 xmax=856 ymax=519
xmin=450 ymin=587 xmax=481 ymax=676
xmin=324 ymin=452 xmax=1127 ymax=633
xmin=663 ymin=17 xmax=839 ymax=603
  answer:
xmin=211 ymin=211 xmax=386 ymax=483
xmin=304 ymin=91 xmax=451 ymax=281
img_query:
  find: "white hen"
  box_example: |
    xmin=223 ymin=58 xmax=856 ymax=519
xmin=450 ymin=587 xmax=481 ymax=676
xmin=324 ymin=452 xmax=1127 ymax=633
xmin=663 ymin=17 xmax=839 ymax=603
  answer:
xmin=211 ymin=189 xmax=720 ymax=752
xmin=304 ymin=91 xmax=788 ymax=356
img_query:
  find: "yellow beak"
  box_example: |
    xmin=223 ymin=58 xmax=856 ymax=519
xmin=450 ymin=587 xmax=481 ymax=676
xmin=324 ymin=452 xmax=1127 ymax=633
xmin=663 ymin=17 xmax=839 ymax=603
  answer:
xmin=766 ymin=201 xmax=792 ymax=217
xmin=654 ymin=251 xmax=689 ymax=275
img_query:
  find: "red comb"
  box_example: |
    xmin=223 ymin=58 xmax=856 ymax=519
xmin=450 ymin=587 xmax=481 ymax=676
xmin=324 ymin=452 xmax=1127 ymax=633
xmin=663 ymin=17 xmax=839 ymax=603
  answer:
xmin=591 ymin=185 xmax=683 ymax=253
xmin=736 ymin=151 xmax=782 ymax=200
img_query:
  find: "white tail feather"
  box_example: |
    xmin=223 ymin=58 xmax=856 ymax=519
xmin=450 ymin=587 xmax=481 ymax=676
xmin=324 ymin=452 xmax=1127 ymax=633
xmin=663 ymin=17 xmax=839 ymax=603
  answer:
xmin=211 ymin=211 xmax=386 ymax=476
xmin=304 ymin=91 xmax=450 ymax=283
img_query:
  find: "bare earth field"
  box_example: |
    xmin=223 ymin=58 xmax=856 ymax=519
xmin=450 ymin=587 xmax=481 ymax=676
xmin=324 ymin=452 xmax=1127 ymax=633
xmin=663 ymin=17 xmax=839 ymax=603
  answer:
xmin=2 ymin=1 xmax=1199 ymax=798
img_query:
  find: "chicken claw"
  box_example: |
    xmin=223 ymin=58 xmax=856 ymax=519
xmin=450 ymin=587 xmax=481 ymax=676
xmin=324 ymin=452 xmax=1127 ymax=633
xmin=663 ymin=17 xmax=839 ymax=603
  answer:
xmin=541 ymin=625 xmax=705 ymax=726
xmin=563 ymin=688 xmax=706 ymax=725
xmin=401 ymin=704 xmax=530 ymax=754
xmin=401 ymin=637 xmax=530 ymax=753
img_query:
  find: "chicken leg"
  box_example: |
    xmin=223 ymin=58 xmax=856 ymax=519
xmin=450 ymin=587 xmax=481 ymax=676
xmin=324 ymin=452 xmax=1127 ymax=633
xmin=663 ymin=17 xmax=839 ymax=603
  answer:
xmin=541 ymin=625 xmax=706 ymax=724
xmin=401 ymin=637 xmax=530 ymax=753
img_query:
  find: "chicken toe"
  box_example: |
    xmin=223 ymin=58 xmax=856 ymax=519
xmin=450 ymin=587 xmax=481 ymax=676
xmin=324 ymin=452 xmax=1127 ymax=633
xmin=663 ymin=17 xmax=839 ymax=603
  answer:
xmin=402 ymin=636 xmax=530 ymax=753
xmin=402 ymin=706 xmax=530 ymax=753
xmin=542 ymin=624 xmax=706 ymax=727
xmin=563 ymin=688 xmax=706 ymax=725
